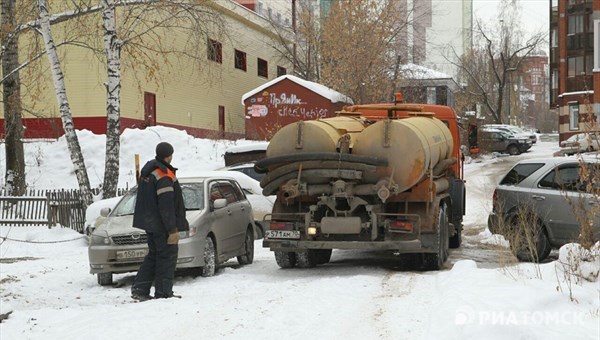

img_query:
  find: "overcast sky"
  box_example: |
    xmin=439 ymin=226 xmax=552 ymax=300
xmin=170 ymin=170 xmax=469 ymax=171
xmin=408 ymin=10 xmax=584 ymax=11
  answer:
xmin=473 ymin=0 xmax=549 ymax=35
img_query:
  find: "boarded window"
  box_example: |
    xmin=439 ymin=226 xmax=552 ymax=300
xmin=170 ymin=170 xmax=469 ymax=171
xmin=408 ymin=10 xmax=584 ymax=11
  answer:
xmin=258 ymin=58 xmax=268 ymax=78
xmin=235 ymin=49 xmax=247 ymax=71
xmin=208 ymin=39 xmax=222 ymax=63
xmin=277 ymin=66 xmax=287 ymax=77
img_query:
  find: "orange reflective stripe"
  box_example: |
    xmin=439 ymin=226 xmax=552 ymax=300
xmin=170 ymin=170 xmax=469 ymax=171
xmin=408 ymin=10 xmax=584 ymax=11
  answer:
xmin=154 ymin=168 xmax=175 ymax=181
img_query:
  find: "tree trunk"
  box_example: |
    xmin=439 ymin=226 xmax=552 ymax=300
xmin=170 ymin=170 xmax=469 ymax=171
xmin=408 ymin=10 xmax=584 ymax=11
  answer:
xmin=37 ymin=0 xmax=93 ymax=207
xmin=101 ymin=0 xmax=122 ymax=199
xmin=1 ymin=0 xmax=26 ymax=196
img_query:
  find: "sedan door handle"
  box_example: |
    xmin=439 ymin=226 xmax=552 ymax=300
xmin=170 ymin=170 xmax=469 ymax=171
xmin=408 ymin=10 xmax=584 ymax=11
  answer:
xmin=241 ymin=206 xmax=245 ymax=211
xmin=532 ymin=195 xmax=546 ymax=201
xmin=227 ymin=210 xmax=232 ymax=215
xmin=589 ymin=201 xmax=599 ymax=206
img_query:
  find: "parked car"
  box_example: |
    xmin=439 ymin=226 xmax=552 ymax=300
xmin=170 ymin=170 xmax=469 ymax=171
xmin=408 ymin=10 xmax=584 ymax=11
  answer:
xmin=479 ymin=128 xmax=532 ymax=155
xmin=482 ymin=124 xmax=537 ymax=144
xmin=218 ymin=162 xmax=265 ymax=182
xmin=88 ymin=175 xmax=256 ymax=285
xmin=559 ymin=132 xmax=600 ymax=155
xmin=488 ymin=158 xmax=600 ymax=262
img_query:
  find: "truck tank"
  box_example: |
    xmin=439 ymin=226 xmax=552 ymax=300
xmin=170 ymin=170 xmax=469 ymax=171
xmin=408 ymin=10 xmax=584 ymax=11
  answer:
xmin=266 ymin=115 xmax=367 ymax=158
xmin=352 ymin=115 xmax=453 ymax=193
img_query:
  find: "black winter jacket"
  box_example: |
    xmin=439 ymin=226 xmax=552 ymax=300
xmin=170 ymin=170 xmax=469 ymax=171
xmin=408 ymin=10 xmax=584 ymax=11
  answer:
xmin=132 ymin=158 xmax=189 ymax=234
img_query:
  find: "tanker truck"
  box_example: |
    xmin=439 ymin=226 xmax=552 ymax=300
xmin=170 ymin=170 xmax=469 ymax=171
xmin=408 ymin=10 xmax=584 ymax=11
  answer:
xmin=256 ymin=95 xmax=465 ymax=270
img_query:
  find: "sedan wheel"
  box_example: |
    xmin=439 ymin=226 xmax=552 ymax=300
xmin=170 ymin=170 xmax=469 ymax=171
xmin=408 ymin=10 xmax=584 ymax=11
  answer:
xmin=97 ymin=272 xmax=113 ymax=286
xmin=512 ymin=222 xmax=551 ymax=263
xmin=237 ymin=229 xmax=254 ymax=265
xmin=201 ymin=237 xmax=216 ymax=277
xmin=507 ymin=144 xmax=520 ymax=155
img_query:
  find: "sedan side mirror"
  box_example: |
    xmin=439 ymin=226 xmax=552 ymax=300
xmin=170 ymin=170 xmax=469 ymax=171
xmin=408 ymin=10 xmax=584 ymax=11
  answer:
xmin=213 ymin=198 xmax=227 ymax=210
xmin=100 ymin=207 xmax=112 ymax=217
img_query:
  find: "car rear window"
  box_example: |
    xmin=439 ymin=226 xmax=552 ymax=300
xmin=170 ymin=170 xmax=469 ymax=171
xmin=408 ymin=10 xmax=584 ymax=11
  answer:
xmin=500 ymin=163 xmax=544 ymax=185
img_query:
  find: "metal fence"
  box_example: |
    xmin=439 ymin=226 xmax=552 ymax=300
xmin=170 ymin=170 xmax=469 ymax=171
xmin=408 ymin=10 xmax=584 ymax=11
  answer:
xmin=0 ymin=188 xmax=128 ymax=233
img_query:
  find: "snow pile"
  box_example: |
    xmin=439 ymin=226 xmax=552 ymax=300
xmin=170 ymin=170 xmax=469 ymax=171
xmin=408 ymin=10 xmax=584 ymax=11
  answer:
xmin=400 ymin=63 xmax=452 ymax=80
xmin=426 ymin=260 xmax=599 ymax=340
xmin=556 ymin=242 xmax=600 ymax=283
xmin=480 ymin=232 xmax=510 ymax=248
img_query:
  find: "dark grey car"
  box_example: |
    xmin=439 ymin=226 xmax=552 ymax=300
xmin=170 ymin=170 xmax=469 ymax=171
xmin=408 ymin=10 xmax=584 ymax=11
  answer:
xmin=480 ymin=129 xmax=532 ymax=155
xmin=488 ymin=158 xmax=600 ymax=261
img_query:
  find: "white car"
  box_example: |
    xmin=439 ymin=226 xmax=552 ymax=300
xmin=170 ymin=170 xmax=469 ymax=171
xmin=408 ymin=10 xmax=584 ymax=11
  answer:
xmin=560 ymin=133 xmax=600 ymax=155
xmin=88 ymin=176 xmax=256 ymax=285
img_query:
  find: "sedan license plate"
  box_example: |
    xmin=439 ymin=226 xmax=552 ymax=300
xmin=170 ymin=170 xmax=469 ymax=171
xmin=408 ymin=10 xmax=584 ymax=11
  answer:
xmin=116 ymin=249 xmax=148 ymax=260
xmin=266 ymin=230 xmax=300 ymax=239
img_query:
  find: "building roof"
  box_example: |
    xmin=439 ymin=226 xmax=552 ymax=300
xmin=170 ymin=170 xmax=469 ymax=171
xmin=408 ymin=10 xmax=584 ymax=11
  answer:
xmin=400 ymin=63 xmax=452 ymax=80
xmin=398 ymin=63 xmax=460 ymax=92
xmin=241 ymin=75 xmax=353 ymax=105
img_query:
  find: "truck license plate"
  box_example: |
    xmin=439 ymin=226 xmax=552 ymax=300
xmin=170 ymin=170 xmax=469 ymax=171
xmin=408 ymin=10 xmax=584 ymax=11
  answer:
xmin=265 ymin=230 xmax=300 ymax=239
xmin=116 ymin=249 xmax=148 ymax=260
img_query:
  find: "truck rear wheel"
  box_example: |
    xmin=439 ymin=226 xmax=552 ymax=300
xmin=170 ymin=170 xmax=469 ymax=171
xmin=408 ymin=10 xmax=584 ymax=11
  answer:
xmin=316 ymin=249 xmax=332 ymax=264
xmin=423 ymin=203 xmax=450 ymax=270
xmin=296 ymin=250 xmax=319 ymax=268
xmin=449 ymin=223 xmax=462 ymax=249
xmin=274 ymin=251 xmax=297 ymax=268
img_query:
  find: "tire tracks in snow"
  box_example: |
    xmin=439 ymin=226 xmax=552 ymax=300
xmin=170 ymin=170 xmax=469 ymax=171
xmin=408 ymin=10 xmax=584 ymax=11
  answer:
xmin=372 ymin=271 xmax=417 ymax=338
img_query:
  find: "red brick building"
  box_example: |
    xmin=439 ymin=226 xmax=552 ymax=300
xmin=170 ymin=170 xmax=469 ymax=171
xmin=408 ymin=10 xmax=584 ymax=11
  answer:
xmin=520 ymin=53 xmax=549 ymax=129
xmin=550 ymin=0 xmax=600 ymax=142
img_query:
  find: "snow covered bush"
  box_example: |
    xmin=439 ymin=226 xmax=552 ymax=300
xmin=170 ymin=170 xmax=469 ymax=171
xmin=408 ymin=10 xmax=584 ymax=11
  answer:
xmin=556 ymin=242 xmax=600 ymax=283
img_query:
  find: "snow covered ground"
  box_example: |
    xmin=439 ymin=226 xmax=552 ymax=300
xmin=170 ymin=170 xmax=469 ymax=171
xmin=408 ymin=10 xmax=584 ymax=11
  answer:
xmin=1 ymin=128 xmax=599 ymax=340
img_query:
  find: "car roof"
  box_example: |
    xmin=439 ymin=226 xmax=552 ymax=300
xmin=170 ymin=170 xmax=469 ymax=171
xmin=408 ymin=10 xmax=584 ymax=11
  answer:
xmin=515 ymin=156 xmax=600 ymax=166
xmin=178 ymin=174 xmax=238 ymax=184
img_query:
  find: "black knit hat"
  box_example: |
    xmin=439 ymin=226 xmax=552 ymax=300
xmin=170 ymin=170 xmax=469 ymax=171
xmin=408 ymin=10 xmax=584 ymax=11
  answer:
xmin=156 ymin=142 xmax=174 ymax=159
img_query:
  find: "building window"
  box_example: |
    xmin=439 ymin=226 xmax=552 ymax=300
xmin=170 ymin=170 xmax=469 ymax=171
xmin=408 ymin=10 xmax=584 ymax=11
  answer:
xmin=568 ymin=15 xmax=584 ymax=35
xmin=277 ymin=66 xmax=287 ymax=77
xmin=595 ymin=20 xmax=600 ymax=70
xmin=258 ymin=58 xmax=268 ymax=78
xmin=551 ymin=28 xmax=558 ymax=48
xmin=568 ymin=56 xmax=584 ymax=77
xmin=235 ymin=49 xmax=247 ymax=71
xmin=569 ymin=102 xmax=579 ymax=131
xmin=426 ymin=87 xmax=436 ymax=104
xmin=551 ymin=70 xmax=558 ymax=90
xmin=585 ymin=54 xmax=593 ymax=74
xmin=208 ymin=39 xmax=222 ymax=64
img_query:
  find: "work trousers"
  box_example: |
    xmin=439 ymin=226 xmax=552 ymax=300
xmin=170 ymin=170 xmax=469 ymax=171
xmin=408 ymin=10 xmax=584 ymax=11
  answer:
xmin=131 ymin=232 xmax=178 ymax=298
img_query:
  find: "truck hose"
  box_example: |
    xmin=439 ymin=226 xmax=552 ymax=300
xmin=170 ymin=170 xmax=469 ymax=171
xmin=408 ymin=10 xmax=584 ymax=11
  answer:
xmin=254 ymin=152 xmax=388 ymax=173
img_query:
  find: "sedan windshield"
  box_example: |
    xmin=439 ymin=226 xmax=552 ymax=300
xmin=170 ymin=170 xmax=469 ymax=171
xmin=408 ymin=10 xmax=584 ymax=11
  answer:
xmin=111 ymin=183 xmax=204 ymax=216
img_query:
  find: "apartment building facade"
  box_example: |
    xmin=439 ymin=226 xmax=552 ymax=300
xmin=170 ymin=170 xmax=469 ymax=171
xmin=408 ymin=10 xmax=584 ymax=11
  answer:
xmin=550 ymin=0 xmax=600 ymax=142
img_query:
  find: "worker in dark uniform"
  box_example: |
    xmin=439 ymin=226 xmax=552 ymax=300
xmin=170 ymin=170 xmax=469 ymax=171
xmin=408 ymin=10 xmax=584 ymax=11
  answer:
xmin=131 ymin=142 xmax=189 ymax=300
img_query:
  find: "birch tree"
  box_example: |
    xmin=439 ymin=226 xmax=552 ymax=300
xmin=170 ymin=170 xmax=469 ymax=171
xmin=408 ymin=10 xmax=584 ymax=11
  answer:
xmin=37 ymin=0 xmax=93 ymax=206
xmin=101 ymin=0 xmax=122 ymax=199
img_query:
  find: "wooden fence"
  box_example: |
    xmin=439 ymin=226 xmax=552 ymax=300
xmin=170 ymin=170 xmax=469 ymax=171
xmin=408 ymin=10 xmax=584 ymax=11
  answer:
xmin=0 ymin=188 xmax=128 ymax=233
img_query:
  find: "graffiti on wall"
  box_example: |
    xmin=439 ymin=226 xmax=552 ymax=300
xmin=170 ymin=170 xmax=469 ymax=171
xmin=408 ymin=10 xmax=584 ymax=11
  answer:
xmin=246 ymin=91 xmax=329 ymax=120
